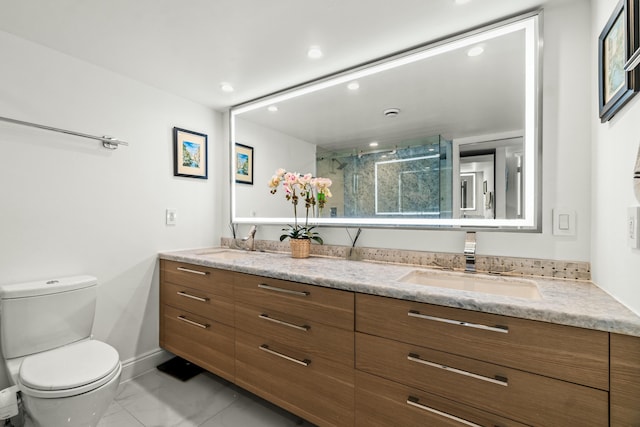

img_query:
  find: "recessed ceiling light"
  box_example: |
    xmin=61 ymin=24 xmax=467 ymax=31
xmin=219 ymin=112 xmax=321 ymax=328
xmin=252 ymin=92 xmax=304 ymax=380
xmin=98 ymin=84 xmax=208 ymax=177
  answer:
xmin=369 ymin=142 xmax=379 ymax=147
xmin=383 ymin=108 xmax=400 ymax=117
xmin=307 ymin=46 xmax=323 ymax=59
xmin=267 ymin=105 xmax=278 ymax=112
xmin=455 ymin=0 xmax=471 ymax=4
xmin=467 ymin=46 xmax=484 ymax=57
xmin=220 ymin=82 xmax=234 ymax=92
xmin=347 ymin=81 xmax=360 ymax=90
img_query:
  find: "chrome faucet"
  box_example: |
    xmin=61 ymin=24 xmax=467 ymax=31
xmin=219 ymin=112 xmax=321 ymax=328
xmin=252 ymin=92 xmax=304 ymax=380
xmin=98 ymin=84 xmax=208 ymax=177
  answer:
xmin=242 ymin=225 xmax=257 ymax=251
xmin=464 ymin=231 xmax=476 ymax=273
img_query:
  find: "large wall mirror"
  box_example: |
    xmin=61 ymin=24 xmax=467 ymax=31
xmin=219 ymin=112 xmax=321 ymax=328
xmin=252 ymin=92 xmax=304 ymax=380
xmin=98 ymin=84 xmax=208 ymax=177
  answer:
xmin=230 ymin=12 xmax=541 ymax=230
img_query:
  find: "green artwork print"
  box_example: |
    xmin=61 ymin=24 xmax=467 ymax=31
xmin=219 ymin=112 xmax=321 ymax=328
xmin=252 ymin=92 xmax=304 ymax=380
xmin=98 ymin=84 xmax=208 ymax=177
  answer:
xmin=237 ymin=153 xmax=249 ymax=175
xmin=182 ymin=141 xmax=200 ymax=168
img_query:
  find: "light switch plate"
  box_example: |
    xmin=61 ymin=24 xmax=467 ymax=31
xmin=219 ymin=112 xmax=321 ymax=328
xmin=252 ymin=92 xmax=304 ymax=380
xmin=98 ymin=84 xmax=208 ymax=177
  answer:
xmin=628 ymin=207 xmax=640 ymax=248
xmin=552 ymin=209 xmax=576 ymax=236
xmin=166 ymin=208 xmax=177 ymax=226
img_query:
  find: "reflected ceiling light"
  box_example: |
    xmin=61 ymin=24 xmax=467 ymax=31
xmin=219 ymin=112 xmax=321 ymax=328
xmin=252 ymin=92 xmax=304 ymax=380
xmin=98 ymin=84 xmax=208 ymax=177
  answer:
xmin=307 ymin=46 xmax=323 ymax=59
xmin=383 ymin=108 xmax=400 ymax=117
xmin=267 ymin=105 xmax=278 ymax=112
xmin=369 ymin=141 xmax=379 ymax=147
xmin=347 ymin=81 xmax=360 ymax=90
xmin=467 ymin=46 xmax=484 ymax=57
xmin=220 ymin=82 xmax=234 ymax=92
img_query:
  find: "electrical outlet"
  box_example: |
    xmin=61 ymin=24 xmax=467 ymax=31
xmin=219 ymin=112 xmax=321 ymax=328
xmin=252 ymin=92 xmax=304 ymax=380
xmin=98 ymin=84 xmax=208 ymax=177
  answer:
xmin=166 ymin=209 xmax=177 ymax=226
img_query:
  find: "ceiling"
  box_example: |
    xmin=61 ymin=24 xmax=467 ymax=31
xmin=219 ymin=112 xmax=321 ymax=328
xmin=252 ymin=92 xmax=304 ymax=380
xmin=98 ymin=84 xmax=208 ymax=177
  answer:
xmin=0 ymin=0 xmax=561 ymax=112
xmin=238 ymin=28 xmax=525 ymax=150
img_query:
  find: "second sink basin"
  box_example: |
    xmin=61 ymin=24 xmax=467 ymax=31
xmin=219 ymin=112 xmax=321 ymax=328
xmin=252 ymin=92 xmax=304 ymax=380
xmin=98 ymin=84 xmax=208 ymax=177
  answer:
xmin=398 ymin=269 xmax=541 ymax=300
xmin=194 ymin=248 xmax=251 ymax=260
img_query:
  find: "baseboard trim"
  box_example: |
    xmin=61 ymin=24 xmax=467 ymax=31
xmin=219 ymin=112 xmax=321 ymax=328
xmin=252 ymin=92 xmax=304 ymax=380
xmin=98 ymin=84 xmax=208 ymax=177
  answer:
xmin=120 ymin=348 xmax=174 ymax=382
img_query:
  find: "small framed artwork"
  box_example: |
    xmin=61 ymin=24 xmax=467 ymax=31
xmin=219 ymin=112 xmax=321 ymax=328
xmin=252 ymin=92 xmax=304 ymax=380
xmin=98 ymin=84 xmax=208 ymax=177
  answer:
xmin=598 ymin=0 xmax=640 ymax=122
xmin=173 ymin=127 xmax=208 ymax=179
xmin=235 ymin=143 xmax=254 ymax=184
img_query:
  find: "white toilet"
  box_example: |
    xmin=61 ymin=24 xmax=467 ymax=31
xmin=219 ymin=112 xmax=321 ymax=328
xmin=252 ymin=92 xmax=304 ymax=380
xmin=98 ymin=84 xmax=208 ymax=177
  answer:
xmin=0 ymin=276 xmax=122 ymax=427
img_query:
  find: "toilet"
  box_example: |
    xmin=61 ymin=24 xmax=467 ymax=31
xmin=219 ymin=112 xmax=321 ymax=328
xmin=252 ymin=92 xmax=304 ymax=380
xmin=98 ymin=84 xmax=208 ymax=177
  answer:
xmin=0 ymin=276 xmax=122 ymax=427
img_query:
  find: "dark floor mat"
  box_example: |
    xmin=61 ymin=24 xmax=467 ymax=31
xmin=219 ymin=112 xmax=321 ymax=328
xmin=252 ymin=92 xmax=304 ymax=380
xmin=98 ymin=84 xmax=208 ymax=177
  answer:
xmin=156 ymin=356 xmax=204 ymax=381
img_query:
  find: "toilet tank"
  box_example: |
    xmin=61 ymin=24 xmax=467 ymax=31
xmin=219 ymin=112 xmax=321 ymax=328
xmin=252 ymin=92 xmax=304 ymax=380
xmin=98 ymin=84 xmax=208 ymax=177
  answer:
xmin=0 ymin=275 xmax=97 ymax=359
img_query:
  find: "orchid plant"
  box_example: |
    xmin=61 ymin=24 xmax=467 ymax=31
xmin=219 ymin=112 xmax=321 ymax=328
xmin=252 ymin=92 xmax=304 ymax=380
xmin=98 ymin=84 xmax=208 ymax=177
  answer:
xmin=268 ymin=168 xmax=332 ymax=244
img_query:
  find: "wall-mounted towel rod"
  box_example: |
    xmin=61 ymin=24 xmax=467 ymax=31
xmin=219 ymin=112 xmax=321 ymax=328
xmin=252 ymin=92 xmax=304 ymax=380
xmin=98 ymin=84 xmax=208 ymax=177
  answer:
xmin=0 ymin=115 xmax=129 ymax=150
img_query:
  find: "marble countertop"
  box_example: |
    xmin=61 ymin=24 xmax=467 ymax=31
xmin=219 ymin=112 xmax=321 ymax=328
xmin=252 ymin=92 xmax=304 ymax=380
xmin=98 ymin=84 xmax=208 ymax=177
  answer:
xmin=159 ymin=247 xmax=640 ymax=337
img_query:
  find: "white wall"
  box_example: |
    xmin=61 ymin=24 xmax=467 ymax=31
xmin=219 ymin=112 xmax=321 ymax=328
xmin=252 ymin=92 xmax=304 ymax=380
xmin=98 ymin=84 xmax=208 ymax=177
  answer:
xmin=225 ymin=0 xmax=594 ymax=262
xmin=0 ymin=30 xmax=223 ymax=387
xmin=591 ymin=0 xmax=640 ymax=315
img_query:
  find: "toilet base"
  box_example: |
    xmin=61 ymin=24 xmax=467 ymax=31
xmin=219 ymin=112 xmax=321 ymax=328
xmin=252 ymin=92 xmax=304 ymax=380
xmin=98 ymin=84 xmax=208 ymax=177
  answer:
xmin=21 ymin=364 xmax=121 ymax=427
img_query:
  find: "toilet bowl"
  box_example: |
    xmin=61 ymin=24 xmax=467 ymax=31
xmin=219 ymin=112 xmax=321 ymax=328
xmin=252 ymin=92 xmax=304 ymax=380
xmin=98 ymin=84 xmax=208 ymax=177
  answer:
xmin=0 ymin=276 xmax=122 ymax=427
xmin=16 ymin=340 xmax=121 ymax=427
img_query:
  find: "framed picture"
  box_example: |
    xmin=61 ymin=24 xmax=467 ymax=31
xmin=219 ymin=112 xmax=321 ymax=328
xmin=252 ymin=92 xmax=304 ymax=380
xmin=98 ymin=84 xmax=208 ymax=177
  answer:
xmin=626 ymin=0 xmax=640 ymax=71
xmin=599 ymin=0 xmax=640 ymax=122
xmin=173 ymin=127 xmax=208 ymax=179
xmin=235 ymin=143 xmax=254 ymax=184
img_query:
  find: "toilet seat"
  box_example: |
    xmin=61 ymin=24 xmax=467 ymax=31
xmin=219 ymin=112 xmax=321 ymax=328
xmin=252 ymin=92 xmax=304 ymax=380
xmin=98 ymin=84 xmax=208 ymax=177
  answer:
xmin=18 ymin=340 xmax=121 ymax=399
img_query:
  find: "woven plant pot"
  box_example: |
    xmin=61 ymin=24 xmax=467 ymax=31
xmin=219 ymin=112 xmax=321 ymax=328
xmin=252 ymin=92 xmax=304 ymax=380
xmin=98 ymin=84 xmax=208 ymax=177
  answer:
xmin=290 ymin=238 xmax=311 ymax=258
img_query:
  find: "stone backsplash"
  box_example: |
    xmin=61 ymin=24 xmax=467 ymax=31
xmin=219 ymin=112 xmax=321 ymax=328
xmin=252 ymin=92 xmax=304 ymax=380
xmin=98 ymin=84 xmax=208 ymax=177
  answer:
xmin=220 ymin=237 xmax=591 ymax=281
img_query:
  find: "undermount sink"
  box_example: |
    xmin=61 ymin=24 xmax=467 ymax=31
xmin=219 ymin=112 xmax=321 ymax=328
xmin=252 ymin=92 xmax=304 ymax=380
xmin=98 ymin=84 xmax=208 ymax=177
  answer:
xmin=398 ymin=269 xmax=541 ymax=300
xmin=194 ymin=248 xmax=251 ymax=260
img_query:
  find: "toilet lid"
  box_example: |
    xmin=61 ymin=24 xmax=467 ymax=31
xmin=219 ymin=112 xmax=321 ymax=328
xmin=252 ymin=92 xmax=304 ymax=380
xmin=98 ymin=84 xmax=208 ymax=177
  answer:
xmin=19 ymin=340 xmax=120 ymax=397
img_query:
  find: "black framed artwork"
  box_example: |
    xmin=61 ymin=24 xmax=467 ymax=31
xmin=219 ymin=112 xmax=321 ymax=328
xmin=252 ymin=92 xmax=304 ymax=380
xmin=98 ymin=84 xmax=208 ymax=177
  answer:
xmin=625 ymin=0 xmax=640 ymax=70
xmin=599 ymin=0 xmax=640 ymax=122
xmin=173 ymin=127 xmax=208 ymax=179
xmin=235 ymin=143 xmax=254 ymax=184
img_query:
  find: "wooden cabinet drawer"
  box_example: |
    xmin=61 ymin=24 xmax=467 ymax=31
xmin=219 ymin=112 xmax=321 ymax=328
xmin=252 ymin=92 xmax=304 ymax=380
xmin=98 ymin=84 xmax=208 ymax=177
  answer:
xmin=235 ymin=329 xmax=354 ymax=427
xmin=161 ymin=259 xmax=234 ymax=298
xmin=161 ymin=282 xmax=234 ymax=326
xmin=235 ymin=302 xmax=353 ymax=366
xmin=356 ymin=332 xmax=608 ymax=427
xmin=356 ymin=370 xmax=528 ymax=427
xmin=356 ymin=293 xmax=608 ymax=390
xmin=235 ymin=273 xmax=354 ymax=330
xmin=161 ymin=305 xmax=234 ymax=382
xmin=611 ymin=333 xmax=640 ymax=425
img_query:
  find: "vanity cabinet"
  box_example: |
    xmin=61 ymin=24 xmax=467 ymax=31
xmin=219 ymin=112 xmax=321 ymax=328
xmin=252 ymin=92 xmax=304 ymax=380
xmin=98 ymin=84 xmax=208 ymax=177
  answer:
xmin=234 ymin=273 xmax=355 ymax=427
xmin=159 ymin=260 xmax=235 ymax=382
xmin=159 ymin=259 xmax=639 ymax=426
xmin=355 ymin=293 xmax=609 ymax=426
xmin=610 ymin=333 xmax=640 ymax=426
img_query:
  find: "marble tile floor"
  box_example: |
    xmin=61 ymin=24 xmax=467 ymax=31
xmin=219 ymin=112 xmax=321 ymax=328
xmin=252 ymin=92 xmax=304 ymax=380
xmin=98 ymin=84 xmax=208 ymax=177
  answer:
xmin=96 ymin=369 xmax=316 ymax=427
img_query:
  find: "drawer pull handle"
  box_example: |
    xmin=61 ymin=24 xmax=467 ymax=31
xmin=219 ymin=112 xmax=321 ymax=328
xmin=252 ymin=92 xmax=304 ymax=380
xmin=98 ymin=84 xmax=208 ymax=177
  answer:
xmin=177 ymin=267 xmax=208 ymax=276
xmin=408 ymin=310 xmax=508 ymax=334
xmin=259 ymin=344 xmax=311 ymax=366
xmin=258 ymin=283 xmax=310 ymax=297
xmin=408 ymin=353 xmax=508 ymax=387
xmin=259 ymin=314 xmax=310 ymax=331
xmin=177 ymin=315 xmax=210 ymax=329
xmin=407 ymin=396 xmax=482 ymax=427
xmin=177 ymin=291 xmax=210 ymax=302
